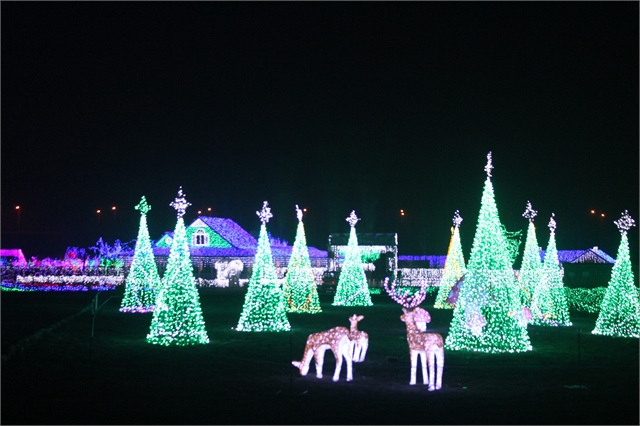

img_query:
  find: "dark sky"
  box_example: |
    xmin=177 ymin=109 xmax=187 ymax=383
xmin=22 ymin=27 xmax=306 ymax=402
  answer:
xmin=2 ymin=2 xmax=638 ymax=260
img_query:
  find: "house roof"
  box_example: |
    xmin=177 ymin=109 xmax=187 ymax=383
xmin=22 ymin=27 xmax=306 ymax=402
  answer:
xmin=398 ymin=255 xmax=448 ymax=268
xmin=541 ymin=246 xmax=615 ymax=264
xmin=189 ymin=216 xmax=258 ymax=249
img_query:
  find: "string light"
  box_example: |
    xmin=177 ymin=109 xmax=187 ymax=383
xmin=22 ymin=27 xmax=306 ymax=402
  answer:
xmin=534 ymin=213 xmax=572 ymax=326
xmin=236 ymin=202 xmax=291 ymax=332
xmin=332 ymin=211 xmax=373 ymax=307
xmin=120 ymin=196 xmax=160 ymax=314
xmin=283 ymin=205 xmax=322 ymax=314
xmin=147 ymin=189 xmax=209 ymax=345
xmin=434 ymin=211 xmax=467 ymax=309
xmin=445 ymin=154 xmax=532 ymax=353
xmin=592 ymin=211 xmax=639 ymax=338
xmin=518 ymin=201 xmax=542 ymax=318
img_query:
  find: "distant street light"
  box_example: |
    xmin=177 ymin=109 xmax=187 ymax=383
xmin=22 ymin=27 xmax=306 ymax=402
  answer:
xmin=16 ymin=206 xmax=21 ymax=234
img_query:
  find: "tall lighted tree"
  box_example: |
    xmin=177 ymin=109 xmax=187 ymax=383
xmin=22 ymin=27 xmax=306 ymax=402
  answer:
xmin=444 ymin=152 xmax=532 ymax=353
xmin=535 ymin=213 xmax=572 ymax=326
xmin=434 ymin=210 xmax=467 ymax=309
xmin=517 ymin=201 xmax=543 ymax=312
xmin=283 ymin=205 xmax=322 ymax=314
xmin=120 ymin=196 xmax=160 ymax=313
xmin=147 ymin=188 xmax=209 ymax=345
xmin=236 ymin=201 xmax=291 ymax=332
xmin=592 ymin=211 xmax=640 ymax=338
xmin=332 ymin=211 xmax=373 ymax=307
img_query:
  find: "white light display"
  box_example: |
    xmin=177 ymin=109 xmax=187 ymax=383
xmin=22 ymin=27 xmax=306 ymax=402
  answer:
xmin=484 ymin=151 xmax=493 ymax=177
xmin=257 ymin=200 xmax=273 ymax=224
xmin=400 ymin=307 xmax=444 ymax=390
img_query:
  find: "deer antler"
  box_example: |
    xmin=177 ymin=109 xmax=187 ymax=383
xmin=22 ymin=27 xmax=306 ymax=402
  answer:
xmin=383 ymin=277 xmax=427 ymax=309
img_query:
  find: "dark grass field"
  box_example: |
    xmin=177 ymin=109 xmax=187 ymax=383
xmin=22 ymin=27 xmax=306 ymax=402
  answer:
xmin=2 ymin=287 xmax=638 ymax=425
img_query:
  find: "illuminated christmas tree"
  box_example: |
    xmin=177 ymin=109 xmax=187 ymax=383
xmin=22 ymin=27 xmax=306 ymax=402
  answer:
xmin=434 ymin=210 xmax=467 ymax=309
xmin=535 ymin=213 xmax=572 ymax=326
xmin=283 ymin=205 xmax=322 ymax=314
xmin=120 ymin=196 xmax=160 ymax=313
xmin=147 ymin=188 xmax=209 ymax=345
xmin=236 ymin=201 xmax=291 ymax=332
xmin=444 ymin=152 xmax=532 ymax=353
xmin=592 ymin=211 xmax=640 ymax=338
xmin=517 ymin=201 xmax=543 ymax=313
xmin=332 ymin=211 xmax=373 ymax=307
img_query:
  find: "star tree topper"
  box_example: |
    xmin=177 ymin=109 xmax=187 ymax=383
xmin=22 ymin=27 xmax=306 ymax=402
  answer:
xmin=548 ymin=213 xmax=556 ymax=234
xmin=257 ymin=201 xmax=273 ymax=224
xmin=484 ymin=151 xmax=493 ymax=177
xmin=523 ymin=201 xmax=537 ymax=222
xmin=170 ymin=187 xmax=191 ymax=219
xmin=346 ymin=210 xmax=360 ymax=228
xmin=614 ymin=210 xmax=635 ymax=235
xmin=296 ymin=205 xmax=303 ymax=222
xmin=453 ymin=210 xmax=463 ymax=228
xmin=135 ymin=196 xmax=151 ymax=216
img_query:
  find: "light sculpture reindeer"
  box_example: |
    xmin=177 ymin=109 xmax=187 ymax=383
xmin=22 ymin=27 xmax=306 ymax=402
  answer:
xmin=383 ymin=277 xmax=443 ymax=390
xmin=348 ymin=314 xmax=369 ymax=362
xmin=292 ymin=324 xmax=353 ymax=382
xmin=400 ymin=307 xmax=444 ymax=390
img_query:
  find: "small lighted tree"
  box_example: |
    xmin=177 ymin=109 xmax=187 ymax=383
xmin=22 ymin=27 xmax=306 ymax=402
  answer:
xmin=236 ymin=201 xmax=291 ymax=332
xmin=332 ymin=211 xmax=373 ymax=307
xmin=120 ymin=196 xmax=160 ymax=313
xmin=444 ymin=152 xmax=532 ymax=353
xmin=592 ymin=211 xmax=640 ymax=338
xmin=283 ymin=205 xmax=322 ymax=313
xmin=147 ymin=188 xmax=209 ymax=345
xmin=517 ymin=201 xmax=543 ymax=313
xmin=535 ymin=213 xmax=572 ymax=326
xmin=434 ymin=211 xmax=467 ymax=309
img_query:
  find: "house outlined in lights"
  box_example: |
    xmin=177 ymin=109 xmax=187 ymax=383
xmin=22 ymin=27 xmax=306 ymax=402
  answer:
xmin=150 ymin=216 xmax=328 ymax=284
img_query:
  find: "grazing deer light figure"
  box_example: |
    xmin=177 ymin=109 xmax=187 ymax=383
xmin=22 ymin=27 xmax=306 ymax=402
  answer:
xmin=348 ymin=314 xmax=369 ymax=362
xmin=400 ymin=307 xmax=444 ymax=390
xmin=292 ymin=326 xmax=353 ymax=382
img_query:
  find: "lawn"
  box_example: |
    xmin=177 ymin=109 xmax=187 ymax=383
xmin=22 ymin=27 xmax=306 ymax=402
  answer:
xmin=2 ymin=287 xmax=638 ymax=425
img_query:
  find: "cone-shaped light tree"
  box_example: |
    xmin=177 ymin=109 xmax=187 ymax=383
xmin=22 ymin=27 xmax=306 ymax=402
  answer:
xmin=120 ymin=196 xmax=160 ymax=313
xmin=332 ymin=211 xmax=373 ymax=307
xmin=434 ymin=210 xmax=467 ymax=309
xmin=445 ymin=152 xmax=532 ymax=353
xmin=146 ymin=188 xmax=209 ymax=346
xmin=283 ymin=205 xmax=322 ymax=313
xmin=535 ymin=213 xmax=572 ymax=326
xmin=236 ymin=201 xmax=291 ymax=331
xmin=517 ymin=201 xmax=543 ymax=312
xmin=592 ymin=211 xmax=639 ymax=338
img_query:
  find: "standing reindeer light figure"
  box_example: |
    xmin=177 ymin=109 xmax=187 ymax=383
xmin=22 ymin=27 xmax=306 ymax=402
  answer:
xmin=348 ymin=314 xmax=369 ymax=362
xmin=383 ymin=277 xmax=444 ymax=390
xmin=292 ymin=315 xmax=368 ymax=382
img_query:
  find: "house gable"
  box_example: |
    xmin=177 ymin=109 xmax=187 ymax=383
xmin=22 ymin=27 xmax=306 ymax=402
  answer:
xmin=155 ymin=232 xmax=174 ymax=248
xmin=186 ymin=221 xmax=233 ymax=248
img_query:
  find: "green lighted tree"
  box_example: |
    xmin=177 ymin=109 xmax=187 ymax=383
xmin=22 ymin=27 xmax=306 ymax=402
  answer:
xmin=534 ymin=213 xmax=572 ymax=326
xmin=592 ymin=211 xmax=639 ymax=338
xmin=517 ymin=201 xmax=543 ymax=313
xmin=283 ymin=205 xmax=322 ymax=314
xmin=236 ymin=201 xmax=291 ymax=332
xmin=332 ymin=211 xmax=373 ymax=307
xmin=444 ymin=152 xmax=532 ymax=353
xmin=120 ymin=196 xmax=160 ymax=313
xmin=147 ymin=188 xmax=209 ymax=345
xmin=434 ymin=210 xmax=467 ymax=309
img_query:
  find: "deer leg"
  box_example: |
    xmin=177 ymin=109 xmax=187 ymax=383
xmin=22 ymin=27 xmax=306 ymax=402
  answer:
xmin=332 ymin=348 xmax=343 ymax=382
xmin=315 ymin=347 xmax=327 ymax=379
xmin=427 ymin=350 xmax=436 ymax=391
xmin=344 ymin=348 xmax=353 ymax=382
xmin=409 ymin=350 xmax=418 ymax=385
xmin=420 ymin=351 xmax=428 ymax=386
xmin=435 ymin=347 xmax=444 ymax=390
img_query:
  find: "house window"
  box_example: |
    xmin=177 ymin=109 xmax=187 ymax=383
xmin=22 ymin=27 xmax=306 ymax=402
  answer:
xmin=193 ymin=229 xmax=209 ymax=246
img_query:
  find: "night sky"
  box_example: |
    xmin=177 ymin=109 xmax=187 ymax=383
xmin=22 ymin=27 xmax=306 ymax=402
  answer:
xmin=2 ymin=2 xmax=638 ymax=260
